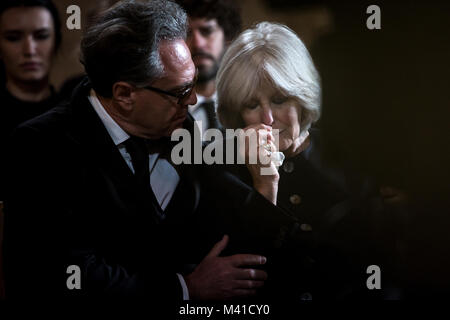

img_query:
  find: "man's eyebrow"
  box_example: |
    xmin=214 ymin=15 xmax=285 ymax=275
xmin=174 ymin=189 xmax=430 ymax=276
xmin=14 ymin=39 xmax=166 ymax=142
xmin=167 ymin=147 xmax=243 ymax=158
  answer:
xmin=202 ymin=20 xmax=218 ymax=26
xmin=167 ymin=71 xmax=197 ymax=92
xmin=200 ymin=23 xmax=216 ymax=28
xmin=169 ymin=81 xmax=194 ymax=92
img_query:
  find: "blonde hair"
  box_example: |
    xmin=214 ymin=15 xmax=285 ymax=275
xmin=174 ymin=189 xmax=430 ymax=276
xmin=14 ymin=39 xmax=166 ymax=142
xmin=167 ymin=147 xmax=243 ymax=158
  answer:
xmin=216 ymin=22 xmax=321 ymax=133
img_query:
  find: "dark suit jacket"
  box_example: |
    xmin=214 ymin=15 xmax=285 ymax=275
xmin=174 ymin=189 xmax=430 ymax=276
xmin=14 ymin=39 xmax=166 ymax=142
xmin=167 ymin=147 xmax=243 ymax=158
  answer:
xmin=3 ymin=79 xmax=299 ymax=302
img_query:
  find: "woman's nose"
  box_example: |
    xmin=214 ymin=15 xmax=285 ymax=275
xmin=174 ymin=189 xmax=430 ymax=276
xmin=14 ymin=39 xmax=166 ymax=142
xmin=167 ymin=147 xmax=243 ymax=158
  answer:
xmin=22 ymin=36 xmax=37 ymax=56
xmin=261 ymin=107 xmax=274 ymax=126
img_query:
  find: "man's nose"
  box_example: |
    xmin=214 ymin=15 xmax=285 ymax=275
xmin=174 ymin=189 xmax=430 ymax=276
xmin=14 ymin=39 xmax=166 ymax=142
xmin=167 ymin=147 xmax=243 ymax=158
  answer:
xmin=184 ymin=88 xmax=197 ymax=107
xmin=190 ymin=30 xmax=207 ymax=50
xmin=261 ymin=107 xmax=274 ymax=126
xmin=22 ymin=36 xmax=37 ymax=57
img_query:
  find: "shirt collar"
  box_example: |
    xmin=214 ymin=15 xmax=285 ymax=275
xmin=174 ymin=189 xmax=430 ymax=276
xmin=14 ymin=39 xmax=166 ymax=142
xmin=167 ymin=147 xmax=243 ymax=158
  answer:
xmin=189 ymin=91 xmax=217 ymax=112
xmin=88 ymin=89 xmax=129 ymax=146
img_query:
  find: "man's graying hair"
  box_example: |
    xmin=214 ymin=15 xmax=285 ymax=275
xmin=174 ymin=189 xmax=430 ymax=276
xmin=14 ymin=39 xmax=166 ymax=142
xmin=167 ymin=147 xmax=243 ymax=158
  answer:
xmin=81 ymin=0 xmax=187 ymax=97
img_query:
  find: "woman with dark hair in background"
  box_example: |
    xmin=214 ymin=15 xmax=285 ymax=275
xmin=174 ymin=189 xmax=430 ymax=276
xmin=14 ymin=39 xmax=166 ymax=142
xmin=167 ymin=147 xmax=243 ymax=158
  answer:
xmin=0 ymin=0 xmax=61 ymax=195
xmin=0 ymin=0 xmax=61 ymax=145
xmin=0 ymin=0 xmax=61 ymax=298
xmin=0 ymin=0 xmax=62 ymax=173
xmin=0 ymin=0 xmax=61 ymax=213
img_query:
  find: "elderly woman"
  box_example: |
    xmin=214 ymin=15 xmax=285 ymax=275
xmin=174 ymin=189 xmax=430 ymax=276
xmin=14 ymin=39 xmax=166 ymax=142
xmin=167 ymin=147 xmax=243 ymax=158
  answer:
xmin=216 ymin=22 xmax=392 ymax=300
xmin=217 ymin=22 xmax=346 ymax=231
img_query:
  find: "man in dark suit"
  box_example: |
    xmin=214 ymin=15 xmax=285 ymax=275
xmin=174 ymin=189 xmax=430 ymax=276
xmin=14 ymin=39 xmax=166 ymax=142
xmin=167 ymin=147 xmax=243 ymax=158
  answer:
xmin=3 ymin=0 xmax=297 ymax=302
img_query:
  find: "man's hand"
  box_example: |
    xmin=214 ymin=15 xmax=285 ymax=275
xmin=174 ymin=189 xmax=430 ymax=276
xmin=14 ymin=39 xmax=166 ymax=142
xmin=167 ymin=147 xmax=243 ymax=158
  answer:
xmin=185 ymin=235 xmax=268 ymax=300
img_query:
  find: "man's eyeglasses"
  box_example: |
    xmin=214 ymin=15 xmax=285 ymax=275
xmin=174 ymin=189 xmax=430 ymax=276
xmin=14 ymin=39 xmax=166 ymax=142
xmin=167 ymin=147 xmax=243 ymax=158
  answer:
xmin=142 ymin=69 xmax=198 ymax=105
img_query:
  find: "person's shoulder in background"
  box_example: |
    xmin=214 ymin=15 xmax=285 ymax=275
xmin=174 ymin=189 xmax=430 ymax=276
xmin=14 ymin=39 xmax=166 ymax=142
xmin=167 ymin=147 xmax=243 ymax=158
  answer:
xmin=59 ymin=74 xmax=87 ymax=103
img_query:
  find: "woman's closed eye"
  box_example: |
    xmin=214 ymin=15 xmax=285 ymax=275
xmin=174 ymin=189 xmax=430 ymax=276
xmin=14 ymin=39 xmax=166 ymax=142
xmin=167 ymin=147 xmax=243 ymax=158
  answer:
xmin=34 ymin=30 xmax=51 ymax=40
xmin=271 ymin=95 xmax=288 ymax=105
xmin=3 ymin=32 xmax=21 ymax=42
xmin=243 ymin=100 xmax=259 ymax=110
xmin=245 ymin=104 xmax=259 ymax=110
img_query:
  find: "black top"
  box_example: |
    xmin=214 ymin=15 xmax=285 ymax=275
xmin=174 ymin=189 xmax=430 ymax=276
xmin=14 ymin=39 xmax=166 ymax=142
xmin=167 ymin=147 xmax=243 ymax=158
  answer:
xmin=0 ymin=86 xmax=60 ymax=199
xmin=0 ymin=86 xmax=59 ymax=138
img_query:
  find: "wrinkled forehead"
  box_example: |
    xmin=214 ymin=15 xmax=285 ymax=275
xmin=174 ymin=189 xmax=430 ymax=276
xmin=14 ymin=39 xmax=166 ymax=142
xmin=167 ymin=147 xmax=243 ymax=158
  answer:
xmin=159 ymin=40 xmax=192 ymax=69
xmin=157 ymin=39 xmax=196 ymax=86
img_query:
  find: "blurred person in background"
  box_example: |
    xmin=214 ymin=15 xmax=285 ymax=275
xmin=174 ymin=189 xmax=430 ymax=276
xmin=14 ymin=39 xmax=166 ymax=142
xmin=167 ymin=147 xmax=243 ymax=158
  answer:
xmin=175 ymin=0 xmax=242 ymax=132
xmin=0 ymin=0 xmax=61 ymax=149
xmin=0 ymin=0 xmax=61 ymax=299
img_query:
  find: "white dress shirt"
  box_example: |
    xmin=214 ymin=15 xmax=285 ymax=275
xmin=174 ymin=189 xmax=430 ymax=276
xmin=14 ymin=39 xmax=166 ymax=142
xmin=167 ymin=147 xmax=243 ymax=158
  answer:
xmin=188 ymin=92 xmax=217 ymax=134
xmin=88 ymin=89 xmax=189 ymax=300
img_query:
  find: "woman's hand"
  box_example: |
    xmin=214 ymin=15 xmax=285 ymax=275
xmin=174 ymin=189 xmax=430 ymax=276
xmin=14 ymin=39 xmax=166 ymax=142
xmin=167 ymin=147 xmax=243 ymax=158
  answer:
xmin=283 ymin=129 xmax=310 ymax=158
xmin=239 ymin=124 xmax=281 ymax=204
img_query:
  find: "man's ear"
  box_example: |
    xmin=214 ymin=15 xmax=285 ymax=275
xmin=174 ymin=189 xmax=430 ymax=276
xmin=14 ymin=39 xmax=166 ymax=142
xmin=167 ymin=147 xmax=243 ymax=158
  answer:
xmin=112 ymin=81 xmax=135 ymax=111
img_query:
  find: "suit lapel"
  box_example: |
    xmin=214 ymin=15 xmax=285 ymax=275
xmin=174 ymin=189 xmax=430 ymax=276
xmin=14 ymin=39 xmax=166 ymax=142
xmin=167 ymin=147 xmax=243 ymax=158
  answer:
xmin=64 ymin=79 xmax=161 ymax=225
xmin=157 ymin=115 xmax=201 ymax=223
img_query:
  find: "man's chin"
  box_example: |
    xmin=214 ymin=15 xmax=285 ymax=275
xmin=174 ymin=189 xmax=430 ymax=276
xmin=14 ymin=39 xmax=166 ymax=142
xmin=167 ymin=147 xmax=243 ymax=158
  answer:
xmin=198 ymin=71 xmax=217 ymax=84
xmin=195 ymin=62 xmax=219 ymax=83
xmin=193 ymin=57 xmax=213 ymax=67
xmin=168 ymin=117 xmax=186 ymax=134
xmin=172 ymin=123 xmax=184 ymax=131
